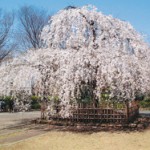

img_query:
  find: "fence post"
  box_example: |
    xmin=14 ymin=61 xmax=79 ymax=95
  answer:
xmin=125 ymin=100 xmax=129 ymax=122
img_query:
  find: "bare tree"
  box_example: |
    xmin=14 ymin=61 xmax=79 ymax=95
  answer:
xmin=18 ymin=6 xmax=49 ymax=50
xmin=0 ymin=9 xmax=14 ymax=63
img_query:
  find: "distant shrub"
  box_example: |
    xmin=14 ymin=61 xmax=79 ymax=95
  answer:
xmin=2 ymin=96 xmax=14 ymax=111
xmin=139 ymin=97 xmax=150 ymax=108
xmin=31 ymin=102 xmax=41 ymax=109
xmin=31 ymin=95 xmax=41 ymax=109
xmin=31 ymin=95 xmax=41 ymax=101
xmin=53 ymin=96 xmax=60 ymax=104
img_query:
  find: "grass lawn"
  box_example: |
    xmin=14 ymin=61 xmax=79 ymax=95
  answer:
xmin=1 ymin=130 xmax=150 ymax=150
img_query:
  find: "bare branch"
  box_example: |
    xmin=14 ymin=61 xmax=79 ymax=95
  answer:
xmin=0 ymin=10 xmax=14 ymax=62
xmin=17 ymin=6 xmax=49 ymax=50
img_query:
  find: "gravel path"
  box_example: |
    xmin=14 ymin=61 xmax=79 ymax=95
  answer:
xmin=0 ymin=111 xmax=40 ymax=130
xmin=0 ymin=111 xmax=48 ymax=145
xmin=139 ymin=110 xmax=150 ymax=117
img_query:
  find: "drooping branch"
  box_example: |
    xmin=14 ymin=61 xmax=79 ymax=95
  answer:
xmin=79 ymin=12 xmax=99 ymax=49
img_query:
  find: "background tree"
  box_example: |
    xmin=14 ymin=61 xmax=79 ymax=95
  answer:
xmin=17 ymin=6 xmax=49 ymax=50
xmin=0 ymin=9 xmax=14 ymax=63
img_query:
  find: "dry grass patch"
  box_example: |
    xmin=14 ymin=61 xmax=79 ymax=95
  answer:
xmin=1 ymin=130 xmax=150 ymax=150
xmin=0 ymin=130 xmax=25 ymax=141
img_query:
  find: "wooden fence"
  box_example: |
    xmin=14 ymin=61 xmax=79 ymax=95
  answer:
xmin=71 ymin=108 xmax=126 ymax=123
xmin=50 ymin=102 xmax=139 ymax=124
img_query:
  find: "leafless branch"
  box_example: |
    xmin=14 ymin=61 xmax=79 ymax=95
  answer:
xmin=0 ymin=10 xmax=14 ymax=63
xmin=17 ymin=6 xmax=49 ymax=50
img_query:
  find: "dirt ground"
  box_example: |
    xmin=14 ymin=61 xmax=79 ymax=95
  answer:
xmin=0 ymin=129 xmax=150 ymax=150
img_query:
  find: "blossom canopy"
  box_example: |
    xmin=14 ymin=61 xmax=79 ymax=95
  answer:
xmin=0 ymin=5 xmax=150 ymax=117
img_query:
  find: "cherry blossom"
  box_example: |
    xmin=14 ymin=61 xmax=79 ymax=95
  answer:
xmin=0 ymin=6 xmax=149 ymax=117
